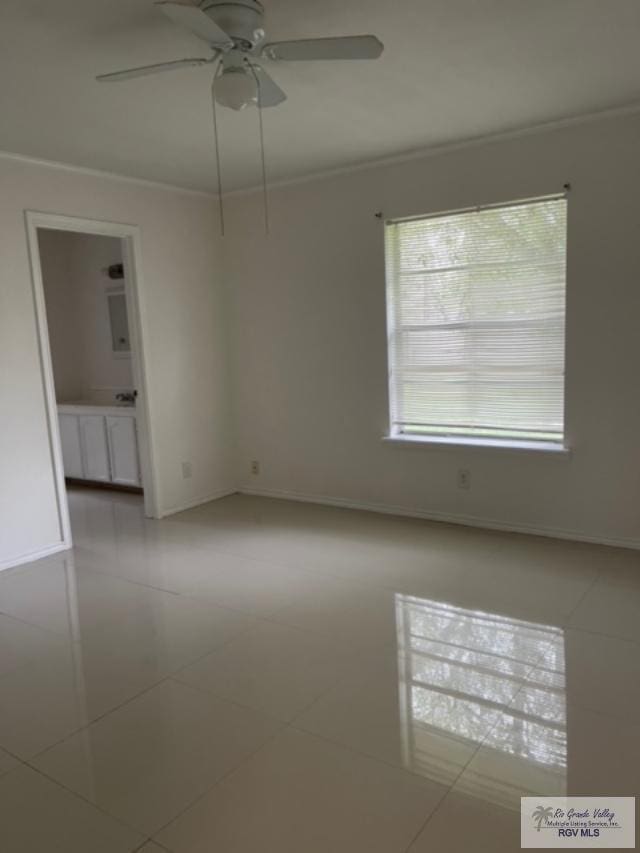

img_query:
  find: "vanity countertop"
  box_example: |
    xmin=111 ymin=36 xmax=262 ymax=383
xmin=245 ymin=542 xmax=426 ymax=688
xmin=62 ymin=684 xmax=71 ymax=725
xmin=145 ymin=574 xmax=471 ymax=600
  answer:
xmin=57 ymin=402 xmax=136 ymax=417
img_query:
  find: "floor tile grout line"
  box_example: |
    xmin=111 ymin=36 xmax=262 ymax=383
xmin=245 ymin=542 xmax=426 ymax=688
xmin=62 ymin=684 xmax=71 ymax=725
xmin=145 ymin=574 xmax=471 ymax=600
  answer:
xmin=70 ymin=549 xmax=388 ymax=621
xmin=557 ymin=610 xmax=640 ymax=648
xmin=74 ymin=507 xmax=476 ymax=598
xmin=20 ymin=675 xmax=286 ymax=847
xmin=148 ymin=725 xmax=285 ymax=844
xmin=130 ymin=833 xmax=173 ymax=853
xmin=401 ymin=786 xmax=457 ymax=852
xmin=28 ymin=673 xmax=176 ymax=761
xmin=167 ymin=632 xmax=397 ymax=731
xmin=147 ymin=529 xmax=606 ymax=604
xmin=553 ymin=569 xmax=640 ymax=645
xmin=286 ymin=720 xmax=455 ymax=789
xmin=14 ymin=588 xmax=640 ymax=673
xmin=76 ymin=541 xmax=385 ymax=600
xmin=67 ymin=545 xmax=614 ymax=640
xmin=15 ymin=756 xmax=149 ymax=844
xmin=258 ymin=612 xmax=398 ymax=648
xmin=73 ymin=555 xmax=245 ymax=601
xmin=155 ymin=535 xmax=361 ymax=581
xmin=259 ymin=605 xmax=399 ymax=641
xmin=284 ymin=660 xmax=382 ymax=728
xmin=164 ymin=675 xmax=287 ymax=727
xmin=83 ymin=571 xmax=279 ymax=623
xmin=78 ymin=597 xmax=260 ymax=653
xmin=19 ymin=689 xmax=277 ymax=847
xmin=75 ymin=523 xmax=373 ymax=584
xmin=151 ymin=616 xmax=270 ymax=685
xmin=561 ymin=571 xmax=601 ymax=627
xmin=25 ymin=614 xmax=263 ymax=764
xmin=1 ymin=606 xmax=263 ymax=773
xmin=11 ymin=571 xmax=639 ymax=656
xmin=75 ymin=562 xmax=185 ymax=597
xmin=149 ymin=720 xmax=457 ymax=848
xmin=0 ymin=608 xmax=77 ymax=644
xmin=1 ymin=756 xmax=159 ymax=853
xmin=166 ymin=669 xmax=301 ymax=726
xmin=71 ymin=487 xmax=639 ymax=567
xmin=0 ymin=741 xmax=32 ymax=767
xmin=169 ymin=639 xmax=608 ymax=794
xmin=171 ymin=649 xmax=640 ymax=749
xmin=0 ymin=580 xmax=266 ymax=654
xmin=563 ymin=624 xmax=640 ymax=648
xmin=64 ymin=499 xmax=620 ymax=618
xmin=399 ymin=704 xmax=499 ymax=853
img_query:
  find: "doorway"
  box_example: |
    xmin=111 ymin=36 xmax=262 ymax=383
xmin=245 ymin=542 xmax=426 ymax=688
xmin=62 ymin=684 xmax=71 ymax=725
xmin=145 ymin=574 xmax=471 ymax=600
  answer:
xmin=25 ymin=212 xmax=158 ymax=551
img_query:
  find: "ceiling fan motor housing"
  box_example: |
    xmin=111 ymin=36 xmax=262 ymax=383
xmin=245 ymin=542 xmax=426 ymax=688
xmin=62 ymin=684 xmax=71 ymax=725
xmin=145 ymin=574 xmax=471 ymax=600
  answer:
xmin=201 ymin=1 xmax=265 ymax=48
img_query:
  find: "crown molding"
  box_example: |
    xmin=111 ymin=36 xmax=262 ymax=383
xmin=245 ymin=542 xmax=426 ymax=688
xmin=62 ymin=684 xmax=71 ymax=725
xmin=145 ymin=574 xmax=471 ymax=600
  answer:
xmin=2 ymin=99 xmax=640 ymax=202
xmin=226 ymin=99 xmax=640 ymax=199
xmin=0 ymin=149 xmax=216 ymax=200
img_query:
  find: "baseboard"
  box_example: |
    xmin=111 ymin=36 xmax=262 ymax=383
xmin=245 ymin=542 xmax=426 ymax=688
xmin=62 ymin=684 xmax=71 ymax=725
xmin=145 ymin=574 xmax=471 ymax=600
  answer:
xmin=239 ymin=485 xmax=640 ymax=551
xmin=0 ymin=540 xmax=71 ymax=572
xmin=157 ymin=488 xmax=238 ymax=519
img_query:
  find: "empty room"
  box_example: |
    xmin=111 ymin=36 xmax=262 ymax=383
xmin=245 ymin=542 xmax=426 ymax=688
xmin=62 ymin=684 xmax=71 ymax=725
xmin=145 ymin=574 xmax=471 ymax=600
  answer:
xmin=0 ymin=1 xmax=639 ymax=851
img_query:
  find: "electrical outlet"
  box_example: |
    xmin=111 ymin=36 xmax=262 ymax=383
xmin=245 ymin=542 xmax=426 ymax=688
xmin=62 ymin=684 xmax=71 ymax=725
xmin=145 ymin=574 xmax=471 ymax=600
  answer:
xmin=251 ymin=460 xmax=260 ymax=476
xmin=457 ymin=468 xmax=471 ymax=490
xmin=181 ymin=461 xmax=192 ymax=479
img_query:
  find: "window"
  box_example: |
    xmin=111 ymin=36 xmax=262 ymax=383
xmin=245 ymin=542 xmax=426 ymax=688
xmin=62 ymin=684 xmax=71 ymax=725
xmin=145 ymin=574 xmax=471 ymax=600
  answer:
xmin=384 ymin=195 xmax=567 ymax=447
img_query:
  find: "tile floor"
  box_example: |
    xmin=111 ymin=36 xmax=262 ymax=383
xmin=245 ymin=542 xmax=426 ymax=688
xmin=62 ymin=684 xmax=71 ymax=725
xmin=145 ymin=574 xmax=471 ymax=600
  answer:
xmin=0 ymin=486 xmax=638 ymax=852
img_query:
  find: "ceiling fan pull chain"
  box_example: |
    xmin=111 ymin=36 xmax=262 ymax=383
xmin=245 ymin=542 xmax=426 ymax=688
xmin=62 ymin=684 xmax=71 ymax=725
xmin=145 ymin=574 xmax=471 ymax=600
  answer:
xmin=211 ymin=68 xmax=226 ymax=237
xmin=247 ymin=61 xmax=270 ymax=236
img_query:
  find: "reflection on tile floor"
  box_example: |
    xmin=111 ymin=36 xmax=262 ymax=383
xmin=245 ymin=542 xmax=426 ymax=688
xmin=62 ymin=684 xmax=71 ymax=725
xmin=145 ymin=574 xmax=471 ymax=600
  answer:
xmin=0 ymin=486 xmax=638 ymax=852
xmin=396 ymin=595 xmax=566 ymax=803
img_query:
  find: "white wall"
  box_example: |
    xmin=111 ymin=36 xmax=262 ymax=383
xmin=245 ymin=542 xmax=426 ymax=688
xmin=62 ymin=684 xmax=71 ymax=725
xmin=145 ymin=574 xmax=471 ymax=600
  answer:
xmin=37 ymin=230 xmax=82 ymax=401
xmin=0 ymin=156 xmax=233 ymax=567
xmin=223 ymin=111 xmax=640 ymax=548
xmin=66 ymin=232 xmax=133 ymax=402
xmin=39 ymin=230 xmax=134 ymax=403
xmin=3 ymin=110 xmax=639 ymax=568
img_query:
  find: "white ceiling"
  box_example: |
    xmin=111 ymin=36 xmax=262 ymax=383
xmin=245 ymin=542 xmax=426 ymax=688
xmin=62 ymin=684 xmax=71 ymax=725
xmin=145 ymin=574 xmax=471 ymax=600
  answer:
xmin=1 ymin=0 xmax=640 ymax=192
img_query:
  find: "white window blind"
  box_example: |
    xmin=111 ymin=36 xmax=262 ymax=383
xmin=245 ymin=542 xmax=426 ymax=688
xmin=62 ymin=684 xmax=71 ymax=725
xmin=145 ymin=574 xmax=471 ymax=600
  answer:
xmin=385 ymin=196 xmax=567 ymax=444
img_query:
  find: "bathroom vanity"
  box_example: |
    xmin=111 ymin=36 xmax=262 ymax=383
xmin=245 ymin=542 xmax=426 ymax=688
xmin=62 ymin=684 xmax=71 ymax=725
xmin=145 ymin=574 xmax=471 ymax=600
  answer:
xmin=57 ymin=403 xmax=141 ymax=488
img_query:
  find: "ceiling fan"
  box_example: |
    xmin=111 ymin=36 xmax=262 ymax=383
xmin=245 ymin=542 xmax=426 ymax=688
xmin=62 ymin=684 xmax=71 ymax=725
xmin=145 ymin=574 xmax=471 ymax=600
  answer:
xmin=97 ymin=1 xmax=383 ymax=233
xmin=97 ymin=0 xmax=384 ymax=111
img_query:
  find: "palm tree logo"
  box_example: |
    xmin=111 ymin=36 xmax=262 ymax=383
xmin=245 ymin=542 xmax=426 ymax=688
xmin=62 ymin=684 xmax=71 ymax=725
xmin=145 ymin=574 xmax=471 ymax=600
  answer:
xmin=532 ymin=805 xmax=554 ymax=831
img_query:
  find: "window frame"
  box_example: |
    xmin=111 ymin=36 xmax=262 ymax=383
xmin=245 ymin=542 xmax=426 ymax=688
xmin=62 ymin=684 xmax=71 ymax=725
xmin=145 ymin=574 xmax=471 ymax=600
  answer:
xmin=383 ymin=194 xmax=570 ymax=454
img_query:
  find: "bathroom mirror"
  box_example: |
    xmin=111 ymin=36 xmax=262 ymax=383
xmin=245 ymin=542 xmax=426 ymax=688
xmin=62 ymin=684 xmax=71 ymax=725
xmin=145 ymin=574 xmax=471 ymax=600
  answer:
xmin=107 ymin=290 xmax=131 ymax=356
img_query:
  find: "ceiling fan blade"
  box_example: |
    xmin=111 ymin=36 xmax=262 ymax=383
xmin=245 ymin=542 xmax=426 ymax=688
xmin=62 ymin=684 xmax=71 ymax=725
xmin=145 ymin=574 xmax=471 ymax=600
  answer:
xmin=155 ymin=1 xmax=233 ymax=47
xmin=249 ymin=64 xmax=287 ymax=108
xmin=96 ymin=57 xmax=214 ymax=82
xmin=262 ymin=35 xmax=383 ymax=62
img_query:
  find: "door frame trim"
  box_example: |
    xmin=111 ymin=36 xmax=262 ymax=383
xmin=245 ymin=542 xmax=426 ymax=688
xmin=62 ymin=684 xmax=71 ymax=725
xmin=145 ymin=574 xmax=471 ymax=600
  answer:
xmin=24 ymin=211 xmax=160 ymax=551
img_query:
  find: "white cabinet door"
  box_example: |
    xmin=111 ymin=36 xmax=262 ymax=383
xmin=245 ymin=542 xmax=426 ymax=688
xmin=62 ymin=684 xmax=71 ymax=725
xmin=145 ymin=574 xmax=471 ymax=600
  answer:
xmin=58 ymin=414 xmax=84 ymax=479
xmin=79 ymin=415 xmax=111 ymax=482
xmin=106 ymin=416 xmax=140 ymax=487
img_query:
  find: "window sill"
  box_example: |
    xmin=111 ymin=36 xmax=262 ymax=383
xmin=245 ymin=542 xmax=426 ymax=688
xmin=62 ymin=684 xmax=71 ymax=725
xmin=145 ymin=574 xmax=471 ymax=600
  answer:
xmin=382 ymin=434 xmax=571 ymax=455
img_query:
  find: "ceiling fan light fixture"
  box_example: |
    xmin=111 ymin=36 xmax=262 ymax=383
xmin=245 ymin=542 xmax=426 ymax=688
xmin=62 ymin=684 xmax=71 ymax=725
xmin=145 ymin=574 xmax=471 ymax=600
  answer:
xmin=99 ymin=1 xmax=385 ymax=235
xmin=214 ymin=66 xmax=257 ymax=110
